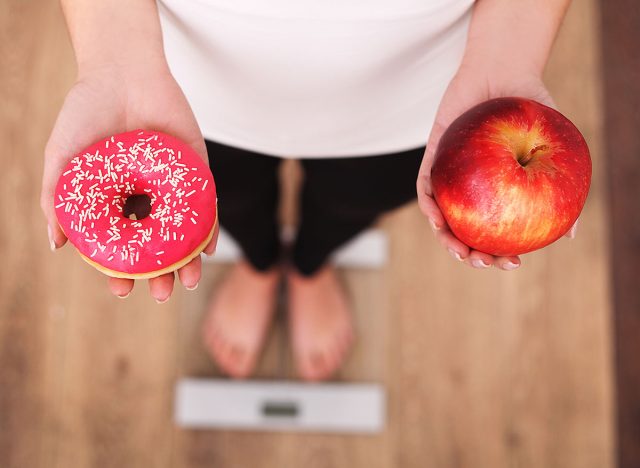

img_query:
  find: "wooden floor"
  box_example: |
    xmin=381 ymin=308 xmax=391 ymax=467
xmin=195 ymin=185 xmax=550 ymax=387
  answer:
xmin=600 ymin=1 xmax=640 ymax=466
xmin=0 ymin=1 xmax=614 ymax=467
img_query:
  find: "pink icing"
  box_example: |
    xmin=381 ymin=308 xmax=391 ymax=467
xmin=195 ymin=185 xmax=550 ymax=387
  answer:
xmin=54 ymin=129 xmax=217 ymax=275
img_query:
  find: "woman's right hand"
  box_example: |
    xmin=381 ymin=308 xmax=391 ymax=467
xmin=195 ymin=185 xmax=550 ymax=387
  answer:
xmin=41 ymin=62 xmax=218 ymax=302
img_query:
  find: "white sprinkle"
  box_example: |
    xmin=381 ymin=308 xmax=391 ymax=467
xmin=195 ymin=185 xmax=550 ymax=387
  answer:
xmin=157 ymin=260 xmax=162 ymax=265
xmin=191 ymin=217 xmax=197 ymax=224
xmin=156 ymin=251 xmax=164 ymax=255
xmin=185 ymin=190 xmax=196 ymax=198
xmin=202 ymin=179 xmax=208 ymax=191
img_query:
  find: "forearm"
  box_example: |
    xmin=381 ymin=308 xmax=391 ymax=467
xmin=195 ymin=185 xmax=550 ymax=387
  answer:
xmin=461 ymin=0 xmax=572 ymax=76
xmin=61 ymin=0 xmax=166 ymax=75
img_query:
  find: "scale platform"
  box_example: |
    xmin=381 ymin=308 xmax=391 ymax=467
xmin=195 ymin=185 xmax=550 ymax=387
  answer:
xmin=205 ymin=226 xmax=388 ymax=269
xmin=175 ymin=378 xmax=386 ymax=434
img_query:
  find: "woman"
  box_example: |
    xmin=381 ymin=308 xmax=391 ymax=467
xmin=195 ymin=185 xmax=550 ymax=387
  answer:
xmin=41 ymin=0 xmax=574 ymax=381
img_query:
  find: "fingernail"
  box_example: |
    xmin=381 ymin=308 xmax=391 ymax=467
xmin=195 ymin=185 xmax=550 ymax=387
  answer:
xmin=569 ymin=222 xmax=578 ymax=239
xmin=186 ymin=282 xmax=199 ymax=291
xmin=429 ymin=218 xmax=440 ymax=231
xmin=47 ymin=225 xmax=56 ymax=252
xmin=503 ymin=261 xmax=520 ymax=271
xmin=447 ymin=248 xmax=463 ymax=262
xmin=117 ymin=292 xmax=130 ymax=299
xmin=472 ymin=259 xmax=490 ymax=268
xmin=155 ymin=296 xmax=169 ymax=304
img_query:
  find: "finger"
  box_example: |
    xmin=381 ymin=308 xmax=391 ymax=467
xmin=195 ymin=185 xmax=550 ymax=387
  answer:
xmin=423 ymin=117 xmax=449 ymax=169
xmin=40 ymin=91 xmax=113 ymax=251
xmin=536 ymin=90 xmax=557 ymax=110
xmin=41 ymin=142 xmax=70 ymax=251
xmin=434 ymin=228 xmax=470 ymax=262
xmin=108 ymin=277 xmax=135 ymax=298
xmin=417 ymin=93 xmax=462 ymax=228
xmin=494 ymin=256 xmax=521 ymax=271
xmin=564 ymin=218 xmax=579 ymax=239
xmin=465 ymin=250 xmax=494 ymax=269
xmin=203 ymin=222 xmax=219 ymax=256
xmin=149 ymin=272 xmax=175 ymax=303
xmin=178 ymin=255 xmax=201 ymax=290
xmin=416 ymin=183 xmax=446 ymax=230
xmin=416 ymin=119 xmax=448 ymax=216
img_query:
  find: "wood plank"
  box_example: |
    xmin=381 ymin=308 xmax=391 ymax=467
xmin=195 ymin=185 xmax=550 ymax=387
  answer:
xmin=0 ymin=2 xmax=181 ymax=467
xmin=0 ymin=1 xmax=71 ymax=467
xmin=599 ymin=1 xmax=640 ymax=467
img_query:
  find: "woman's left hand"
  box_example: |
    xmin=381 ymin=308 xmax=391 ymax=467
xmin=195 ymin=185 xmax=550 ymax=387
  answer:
xmin=416 ymin=65 xmax=578 ymax=270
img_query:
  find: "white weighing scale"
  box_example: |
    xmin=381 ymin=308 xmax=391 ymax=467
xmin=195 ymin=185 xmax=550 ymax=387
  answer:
xmin=175 ymin=379 xmax=385 ymax=433
xmin=175 ymin=227 xmax=388 ymax=434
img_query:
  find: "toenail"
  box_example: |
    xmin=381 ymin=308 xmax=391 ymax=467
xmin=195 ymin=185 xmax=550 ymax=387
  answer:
xmin=186 ymin=282 xmax=199 ymax=291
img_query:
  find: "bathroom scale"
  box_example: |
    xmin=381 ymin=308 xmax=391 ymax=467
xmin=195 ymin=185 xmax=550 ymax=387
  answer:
xmin=175 ymin=378 xmax=385 ymax=434
xmin=204 ymin=226 xmax=388 ymax=269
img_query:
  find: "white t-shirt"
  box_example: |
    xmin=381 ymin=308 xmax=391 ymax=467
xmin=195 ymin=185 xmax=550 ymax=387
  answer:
xmin=158 ymin=0 xmax=474 ymax=158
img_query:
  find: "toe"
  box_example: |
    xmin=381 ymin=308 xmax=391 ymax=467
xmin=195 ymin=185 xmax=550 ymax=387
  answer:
xmin=310 ymin=350 xmax=333 ymax=381
xmin=297 ymin=351 xmax=321 ymax=381
xmin=227 ymin=344 xmax=252 ymax=379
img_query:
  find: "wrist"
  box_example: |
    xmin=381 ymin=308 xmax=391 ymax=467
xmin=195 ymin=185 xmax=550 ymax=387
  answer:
xmin=63 ymin=0 xmax=168 ymax=80
xmin=76 ymin=50 xmax=169 ymax=82
xmin=460 ymin=0 xmax=570 ymax=81
xmin=458 ymin=51 xmax=543 ymax=84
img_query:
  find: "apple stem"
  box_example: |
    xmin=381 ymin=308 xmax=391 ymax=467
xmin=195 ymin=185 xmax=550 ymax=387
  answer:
xmin=518 ymin=145 xmax=548 ymax=166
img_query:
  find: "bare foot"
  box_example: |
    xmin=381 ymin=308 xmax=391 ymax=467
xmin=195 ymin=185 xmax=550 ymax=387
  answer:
xmin=286 ymin=265 xmax=355 ymax=381
xmin=202 ymin=260 xmax=280 ymax=378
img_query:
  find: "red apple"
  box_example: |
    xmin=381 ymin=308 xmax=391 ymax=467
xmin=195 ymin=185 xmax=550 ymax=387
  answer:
xmin=431 ymin=97 xmax=591 ymax=257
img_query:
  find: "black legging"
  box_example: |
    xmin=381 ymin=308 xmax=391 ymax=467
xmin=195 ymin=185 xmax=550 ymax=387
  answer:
xmin=206 ymin=139 xmax=424 ymax=276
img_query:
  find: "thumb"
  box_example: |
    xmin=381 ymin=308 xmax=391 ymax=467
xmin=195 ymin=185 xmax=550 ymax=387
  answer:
xmin=417 ymin=116 xmax=450 ymax=228
xmin=564 ymin=218 xmax=579 ymax=239
xmin=41 ymin=140 xmax=70 ymax=251
xmin=419 ymin=117 xmax=448 ymax=195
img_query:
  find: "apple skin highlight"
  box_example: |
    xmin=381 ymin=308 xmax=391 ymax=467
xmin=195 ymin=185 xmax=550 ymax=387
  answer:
xmin=431 ymin=97 xmax=592 ymax=257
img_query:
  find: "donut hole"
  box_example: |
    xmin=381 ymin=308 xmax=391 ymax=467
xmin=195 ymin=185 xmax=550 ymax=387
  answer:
xmin=123 ymin=194 xmax=152 ymax=221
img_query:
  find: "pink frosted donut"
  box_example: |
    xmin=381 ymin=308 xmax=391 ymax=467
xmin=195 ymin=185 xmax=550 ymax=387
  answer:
xmin=54 ymin=129 xmax=217 ymax=279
